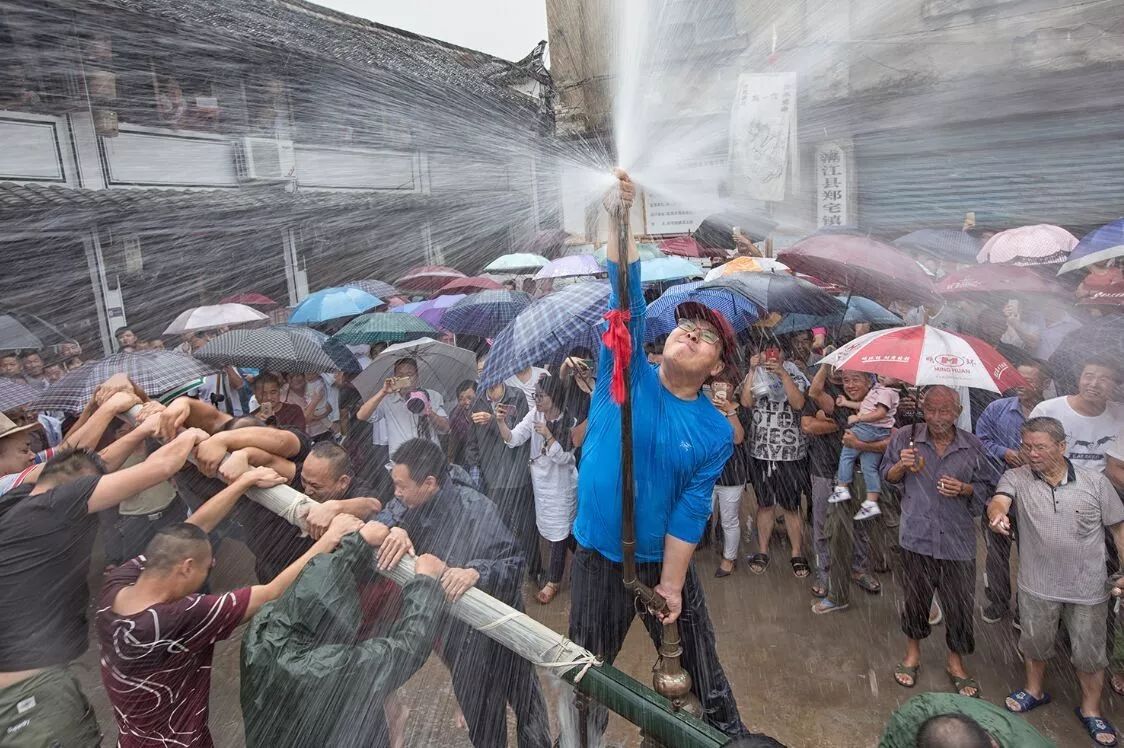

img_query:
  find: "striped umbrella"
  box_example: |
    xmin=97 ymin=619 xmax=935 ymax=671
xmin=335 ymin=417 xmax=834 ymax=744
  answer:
xmin=480 ymin=282 xmax=610 ymax=387
xmin=332 ymin=313 xmax=439 ymax=345
xmin=30 ymin=351 xmax=215 ymax=412
xmin=441 ymin=290 xmax=533 ymax=338
xmin=195 ymin=325 xmax=339 ymax=374
xmin=644 ymin=282 xmax=760 ymax=341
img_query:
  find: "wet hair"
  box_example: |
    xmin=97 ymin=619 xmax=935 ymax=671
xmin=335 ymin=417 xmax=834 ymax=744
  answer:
xmin=391 ymin=437 xmax=448 ymax=485
xmin=536 ymin=374 xmax=567 ymax=408
xmin=915 ymin=713 xmax=992 ymax=748
xmin=568 ymin=346 xmax=594 ymax=359
xmin=455 ymin=379 xmax=477 ymax=397
xmin=143 ymin=523 xmax=210 ymax=571
xmin=113 ymin=326 xmax=133 ymax=339
xmin=255 ymin=372 xmax=283 ymax=390
xmin=393 ymin=357 xmax=418 ymax=374
xmin=1022 ymin=416 xmax=1066 ymax=443
xmin=308 ymin=441 xmax=352 ymax=479
xmin=38 ymin=448 xmax=108 ymax=484
xmin=921 ymin=385 xmax=960 ymax=407
xmin=1079 ymin=355 xmax=1120 ymax=381
xmin=18 ymin=350 xmax=41 ymax=361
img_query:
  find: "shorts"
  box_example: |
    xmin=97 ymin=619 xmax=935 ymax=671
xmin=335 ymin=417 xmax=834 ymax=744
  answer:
xmin=1018 ymin=592 xmax=1108 ymax=672
xmin=0 ymin=667 xmax=100 ymax=747
xmin=749 ymin=457 xmax=809 ymax=512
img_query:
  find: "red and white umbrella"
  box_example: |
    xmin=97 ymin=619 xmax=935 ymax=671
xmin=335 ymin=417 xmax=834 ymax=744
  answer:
xmin=818 ymin=325 xmax=1026 ymax=393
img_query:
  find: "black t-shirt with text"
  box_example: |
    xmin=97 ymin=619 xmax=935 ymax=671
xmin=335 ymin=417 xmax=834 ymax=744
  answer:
xmin=803 ymin=382 xmax=849 ymax=479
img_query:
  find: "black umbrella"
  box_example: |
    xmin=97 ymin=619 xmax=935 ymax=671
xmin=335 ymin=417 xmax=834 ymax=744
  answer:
xmin=692 ymin=213 xmax=776 ymax=249
xmin=30 ymin=351 xmax=215 ymax=413
xmin=699 ymin=272 xmax=845 ymax=316
xmin=1048 ymin=314 xmax=1124 ymax=395
xmin=0 ymin=379 xmax=41 ymax=412
xmin=195 ymin=325 xmax=340 ymax=374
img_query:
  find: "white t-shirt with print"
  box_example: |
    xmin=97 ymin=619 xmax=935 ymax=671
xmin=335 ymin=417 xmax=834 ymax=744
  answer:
xmin=1029 ymin=397 xmax=1124 ymax=472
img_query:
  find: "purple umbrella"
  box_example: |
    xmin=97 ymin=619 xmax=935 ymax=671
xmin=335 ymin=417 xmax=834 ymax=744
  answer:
xmin=390 ymin=294 xmax=466 ymax=329
xmin=533 ymin=254 xmax=603 ymax=280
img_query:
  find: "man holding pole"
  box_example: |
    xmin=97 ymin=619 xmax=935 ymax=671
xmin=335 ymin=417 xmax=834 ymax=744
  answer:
xmin=568 ymin=170 xmax=747 ymax=738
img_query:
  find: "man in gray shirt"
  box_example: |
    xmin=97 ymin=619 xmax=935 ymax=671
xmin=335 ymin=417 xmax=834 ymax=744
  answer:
xmin=987 ymin=416 xmax=1124 ymax=746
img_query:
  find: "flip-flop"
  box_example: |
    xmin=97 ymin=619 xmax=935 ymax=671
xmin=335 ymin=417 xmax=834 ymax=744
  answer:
xmin=811 ymin=582 xmax=828 ymax=598
xmin=747 ymin=553 xmax=770 ymax=575
xmin=790 ymin=556 xmax=811 ymax=578
xmin=1075 ymin=708 xmax=1118 ymax=747
xmin=852 ymin=572 xmax=882 ymax=594
xmin=894 ymin=663 xmax=919 ymax=688
xmin=1005 ymin=689 xmax=1051 ymax=713
xmin=812 ymin=598 xmax=849 ymax=615
xmin=948 ymin=671 xmax=980 ymax=698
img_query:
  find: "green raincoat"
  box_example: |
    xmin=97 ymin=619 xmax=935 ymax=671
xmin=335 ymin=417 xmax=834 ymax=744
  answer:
xmin=240 ymin=533 xmax=444 ymax=748
xmin=879 ymin=692 xmax=1055 ymax=748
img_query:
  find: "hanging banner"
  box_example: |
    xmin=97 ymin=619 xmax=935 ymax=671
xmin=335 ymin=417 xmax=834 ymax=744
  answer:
xmin=815 ymin=142 xmax=849 ymax=228
xmin=728 ymin=72 xmax=797 ymax=202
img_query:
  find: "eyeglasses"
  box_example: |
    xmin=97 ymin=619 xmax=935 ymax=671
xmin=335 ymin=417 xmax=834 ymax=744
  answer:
xmin=676 ymin=319 xmax=721 ymax=346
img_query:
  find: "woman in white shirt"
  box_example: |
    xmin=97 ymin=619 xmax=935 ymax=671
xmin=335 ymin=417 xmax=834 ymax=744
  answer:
xmin=497 ymin=374 xmax=577 ymax=604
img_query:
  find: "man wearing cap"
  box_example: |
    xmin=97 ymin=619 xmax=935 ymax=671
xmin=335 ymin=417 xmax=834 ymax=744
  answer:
xmin=568 ymin=170 xmax=747 ymax=739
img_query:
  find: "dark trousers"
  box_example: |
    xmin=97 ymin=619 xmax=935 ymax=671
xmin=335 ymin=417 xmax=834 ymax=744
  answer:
xmin=492 ymin=485 xmax=543 ymax=579
xmin=104 ymin=499 xmax=188 ymax=565
xmin=984 ymin=512 xmax=1017 ymax=613
xmin=900 ymin=549 xmax=977 ymax=654
xmin=437 ymin=622 xmax=551 ymax=748
xmin=567 ymin=547 xmax=746 ymax=738
xmin=547 ymin=535 xmax=575 ymax=584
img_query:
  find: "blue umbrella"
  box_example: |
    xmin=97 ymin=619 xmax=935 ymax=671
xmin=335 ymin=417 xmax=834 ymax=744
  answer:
xmin=770 ymin=295 xmax=902 ymax=335
xmin=288 ymin=287 xmax=382 ymax=324
xmin=644 ymin=281 xmax=761 ymax=342
xmin=480 ymin=282 xmax=609 ymax=387
xmin=1058 ymin=218 xmax=1124 ymax=275
xmin=894 ymin=229 xmax=982 ymax=264
xmin=639 ymin=257 xmax=704 ymax=283
xmin=441 ymin=290 xmax=532 ymax=338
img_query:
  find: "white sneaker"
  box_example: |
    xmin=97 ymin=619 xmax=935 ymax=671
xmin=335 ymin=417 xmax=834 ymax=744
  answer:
xmin=853 ymin=500 xmax=882 ymax=521
xmin=829 ymin=485 xmax=852 ymax=504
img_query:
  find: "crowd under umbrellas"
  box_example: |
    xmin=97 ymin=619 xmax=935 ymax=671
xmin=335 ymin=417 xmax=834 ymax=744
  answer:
xmin=3 ymin=209 xmax=1124 ymax=748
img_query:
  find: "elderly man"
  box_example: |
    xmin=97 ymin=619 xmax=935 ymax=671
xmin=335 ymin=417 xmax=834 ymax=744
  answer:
xmin=568 ymin=171 xmax=746 ymax=738
xmin=882 ymin=386 xmax=996 ymax=698
xmin=987 ymin=417 xmax=1124 ymax=747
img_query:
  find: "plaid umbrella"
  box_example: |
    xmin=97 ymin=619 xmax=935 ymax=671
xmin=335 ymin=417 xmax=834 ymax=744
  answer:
xmin=30 ymin=351 xmax=215 ymax=413
xmin=645 ymin=281 xmax=760 ymax=341
xmin=352 ymin=338 xmax=476 ymax=400
xmin=332 ymin=313 xmax=438 ymax=345
xmin=0 ymin=314 xmax=42 ymax=351
xmin=0 ymin=378 xmax=42 ymax=411
xmin=480 ymin=281 xmax=610 ymax=387
xmin=894 ymin=229 xmax=982 ymax=264
xmin=195 ymin=325 xmax=339 ymax=373
xmin=344 ymin=279 xmax=398 ymax=299
xmin=441 ymin=290 xmax=532 ymax=338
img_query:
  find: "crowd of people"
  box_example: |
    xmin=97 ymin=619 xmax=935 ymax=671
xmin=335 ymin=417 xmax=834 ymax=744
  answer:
xmin=1 ymin=171 xmax=1123 ymax=748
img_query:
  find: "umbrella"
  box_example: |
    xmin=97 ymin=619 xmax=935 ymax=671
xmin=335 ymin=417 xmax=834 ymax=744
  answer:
xmin=480 ymin=281 xmax=611 ymax=388
xmin=353 ymin=338 xmax=476 ymax=400
xmin=1058 ymin=218 xmax=1124 ymax=275
xmin=343 ymin=279 xmax=398 ymax=299
xmin=220 ymin=292 xmax=279 ymax=307
xmin=483 ymin=253 xmax=550 ymax=274
xmin=977 ymin=224 xmax=1078 ymax=266
xmin=0 ymin=378 xmax=42 ymax=411
xmin=437 ymin=276 xmax=503 ymax=295
xmin=700 ymin=272 xmax=845 ymax=316
xmin=768 ymin=296 xmax=903 ymax=335
xmin=644 ymin=281 xmax=760 ymax=341
xmin=594 ymin=243 xmax=665 ymax=264
xmin=332 ymin=313 xmax=439 ymax=346
xmin=395 ymin=265 xmax=466 ymax=293
xmin=533 ymin=254 xmax=603 ymax=280
xmin=778 ymin=234 xmax=938 ymax=306
xmin=819 ymin=325 xmax=1026 ymax=393
xmin=524 ymin=228 xmax=572 ymax=258
xmin=658 ymin=236 xmax=726 ymax=260
xmin=195 ymin=325 xmax=339 ymax=373
xmin=0 ymin=314 xmax=42 ymax=351
xmin=441 ymin=290 xmax=533 ymax=338
xmin=30 ymin=351 xmax=216 ymax=412
xmin=936 ymin=265 xmax=1068 ymax=298
xmin=1048 ymin=315 xmax=1124 ymax=395
xmin=390 ymin=294 xmax=465 ymax=328
xmin=288 ymin=287 xmax=382 ymax=325
xmin=1077 ymin=276 xmax=1124 ymax=307
xmin=691 ymin=213 xmax=775 ymax=249
xmin=703 ymin=256 xmax=790 ymax=281
xmin=639 ymin=257 xmax=705 ymax=283
xmin=163 ymin=304 xmax=269 ymax=336
xmin=894 ymin=229 xmax=983 ymax=264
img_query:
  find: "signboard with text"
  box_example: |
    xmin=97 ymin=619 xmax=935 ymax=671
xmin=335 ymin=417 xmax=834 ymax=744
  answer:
xmin=815 ymin=142 xmax=849 ymax=228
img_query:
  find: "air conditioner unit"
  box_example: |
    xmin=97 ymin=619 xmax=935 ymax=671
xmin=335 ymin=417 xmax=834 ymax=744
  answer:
xmin=235 ymin=137 xmax=296 ymax=182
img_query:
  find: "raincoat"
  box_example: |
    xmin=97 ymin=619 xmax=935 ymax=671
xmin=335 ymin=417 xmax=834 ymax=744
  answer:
xmin=240 ymin=533 xmax=444 ymax=748
xmin=879 ymin=692 xmax=1055 ymax=748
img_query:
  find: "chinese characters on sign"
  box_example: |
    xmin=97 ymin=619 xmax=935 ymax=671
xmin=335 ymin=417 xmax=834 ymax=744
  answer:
xmin=644 ymin=155 xmax=726 ymax=235
xmin=729 ymin=72 xmax=798 ymax=202
xmin=815 ymin=142 xmax=849 ymax=228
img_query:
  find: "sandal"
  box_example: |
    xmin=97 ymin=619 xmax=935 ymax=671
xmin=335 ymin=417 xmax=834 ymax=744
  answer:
xmin=790 ymin=556 xmax=811 ymax=579
xmin=1005 ymin=689 xmax=1051 ymax=714
xmin=852 ymin=572 xmax=882 ymax=594
xmin=948 ymin=671 xmax=980 ymax=698
xmin=747 ymin=553 xmax=770 ymax=575
xmin=812 ymin=598 xmax=849 ymax=615
xmin=811 ymin=582 xmax=827 ymax=598
xmin=894 ymin=663 xmax=919 ymax=688
xmin=535 ymin=582 xmax=560 ymax=605
xmin=1075 ymin=708 xmax=1118 ymax=747
xmin=1110 ymin=671 xmax=1124 ymax=697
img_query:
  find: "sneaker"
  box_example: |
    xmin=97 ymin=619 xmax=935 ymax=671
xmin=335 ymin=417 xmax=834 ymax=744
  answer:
xmin=930 ymin=594 xmax=944 ymax=626
xmin=829 ymin=485 xmax=852 ymax=504
xmin=853 ymin=500 xmax=882 ymax=521
xmin=982 ymin=603 xmax=1008 ymax=624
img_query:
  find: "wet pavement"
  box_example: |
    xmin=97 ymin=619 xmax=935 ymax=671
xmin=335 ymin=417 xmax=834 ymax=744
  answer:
xmin=74 ymin=527 xmax=1119 ymax=746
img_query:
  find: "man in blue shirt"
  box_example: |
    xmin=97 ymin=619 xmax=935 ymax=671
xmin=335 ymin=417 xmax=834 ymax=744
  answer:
xmin=974 ymin=360 xmax=1048 ymax=624
xmin=569 ymin=171 xmax=747 ymax=738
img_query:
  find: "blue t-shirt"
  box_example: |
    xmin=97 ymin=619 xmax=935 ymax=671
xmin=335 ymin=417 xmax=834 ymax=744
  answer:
xmin=573 ymin=260 xmax=733 ymax=562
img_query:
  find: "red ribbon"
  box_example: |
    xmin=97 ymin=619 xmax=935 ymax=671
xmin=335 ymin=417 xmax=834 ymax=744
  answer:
xmin=601 ymin=309 xmax=632 ymax=405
